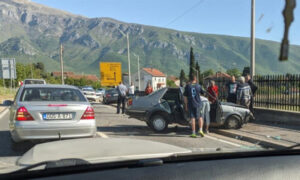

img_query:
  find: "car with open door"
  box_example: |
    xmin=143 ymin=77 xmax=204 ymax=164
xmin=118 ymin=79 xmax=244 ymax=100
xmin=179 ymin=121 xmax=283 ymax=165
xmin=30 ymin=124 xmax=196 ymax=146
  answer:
xmin=126 ymin=87 xmax=252 ymax=132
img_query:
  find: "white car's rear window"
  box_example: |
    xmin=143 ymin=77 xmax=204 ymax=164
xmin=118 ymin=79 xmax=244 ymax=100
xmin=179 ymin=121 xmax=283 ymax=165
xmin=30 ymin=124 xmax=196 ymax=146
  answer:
xmin=20 ymin=88 xmax=86 ymax=102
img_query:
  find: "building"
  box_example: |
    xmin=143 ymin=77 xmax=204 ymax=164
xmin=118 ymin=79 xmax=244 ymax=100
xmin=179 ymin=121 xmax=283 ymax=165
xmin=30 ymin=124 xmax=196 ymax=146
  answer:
xmin=132 ymin=68 xmax=166 ymax=91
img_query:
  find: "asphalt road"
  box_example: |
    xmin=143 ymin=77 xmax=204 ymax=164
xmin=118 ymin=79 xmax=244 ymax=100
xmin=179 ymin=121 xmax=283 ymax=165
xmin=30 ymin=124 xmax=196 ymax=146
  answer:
xmin=0 ymin=103 xmax=261 ymax=172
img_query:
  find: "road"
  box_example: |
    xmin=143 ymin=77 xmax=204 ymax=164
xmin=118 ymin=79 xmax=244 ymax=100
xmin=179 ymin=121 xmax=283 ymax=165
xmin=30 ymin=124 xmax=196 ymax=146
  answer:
xmin=0 ymin=103 xmax=261 ymax=172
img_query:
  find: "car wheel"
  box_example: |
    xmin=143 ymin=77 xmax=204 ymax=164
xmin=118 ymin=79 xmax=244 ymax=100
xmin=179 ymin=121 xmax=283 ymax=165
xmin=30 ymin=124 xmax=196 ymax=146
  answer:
xmin=149 ymin=115 xmax=168 ymax=132
xmin=225 ymin=115 xmax=241 ymax=129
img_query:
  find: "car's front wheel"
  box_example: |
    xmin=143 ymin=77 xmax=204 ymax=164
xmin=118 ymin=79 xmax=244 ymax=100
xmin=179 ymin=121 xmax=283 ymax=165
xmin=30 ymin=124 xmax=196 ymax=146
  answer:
xmin=225 ymin=115 xmax=242 ymax=129
xmin=148 ymin=115 xmax=168 ymax=132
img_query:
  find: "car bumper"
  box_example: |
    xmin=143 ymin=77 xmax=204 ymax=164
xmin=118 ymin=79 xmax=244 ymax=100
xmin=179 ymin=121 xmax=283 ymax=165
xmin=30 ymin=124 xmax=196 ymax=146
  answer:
xmin=85 ymin=95 xmax=99 ymax=101
xmin=11 ymin=120 xmax=97 ymax=141
xmin=125 ymin=109 xmax=147 ymax=121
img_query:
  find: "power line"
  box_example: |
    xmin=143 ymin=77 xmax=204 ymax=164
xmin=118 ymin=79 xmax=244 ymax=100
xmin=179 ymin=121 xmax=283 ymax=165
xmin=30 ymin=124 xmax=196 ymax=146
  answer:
xmin=165 ymin=0 xmax=205 ymax=27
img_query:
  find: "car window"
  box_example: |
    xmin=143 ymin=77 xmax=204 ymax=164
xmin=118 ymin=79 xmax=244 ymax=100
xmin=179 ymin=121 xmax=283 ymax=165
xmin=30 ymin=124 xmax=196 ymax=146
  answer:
xmin=24 ymin=80 xmax=45 ymax=84
xmin=20 ymin=88 xmax=86 ymax=102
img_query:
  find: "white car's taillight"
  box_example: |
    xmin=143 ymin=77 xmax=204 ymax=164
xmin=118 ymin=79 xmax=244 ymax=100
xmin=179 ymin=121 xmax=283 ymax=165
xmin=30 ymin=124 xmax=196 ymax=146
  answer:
xmin=80 ymin=106 xmax=95 ymax=120
xmin=16 ymin=107 xmax=34 ymax=121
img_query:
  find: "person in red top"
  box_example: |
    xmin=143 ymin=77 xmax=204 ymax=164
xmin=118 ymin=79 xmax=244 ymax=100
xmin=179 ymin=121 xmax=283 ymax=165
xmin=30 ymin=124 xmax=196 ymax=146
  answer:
xmin=207 ymin=80 xmax=218 ymax=103
xmin=145 ymin=83 xmax=153 ymax=95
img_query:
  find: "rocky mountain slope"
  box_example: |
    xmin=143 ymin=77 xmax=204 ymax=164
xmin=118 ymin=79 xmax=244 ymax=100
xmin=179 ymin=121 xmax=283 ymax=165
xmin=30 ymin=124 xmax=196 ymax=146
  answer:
xmin=0 ymin=0 xmax=299 ymax=76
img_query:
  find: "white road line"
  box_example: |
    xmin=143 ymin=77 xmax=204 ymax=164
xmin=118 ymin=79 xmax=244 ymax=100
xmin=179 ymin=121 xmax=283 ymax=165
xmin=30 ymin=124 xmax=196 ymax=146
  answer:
xmin=97 ymin=132 xmax=109 ymax=138
xmin=0 ymin=108 xmax=9 ymax=119
xmin=205 ymin=134 xmax=241 ymax=147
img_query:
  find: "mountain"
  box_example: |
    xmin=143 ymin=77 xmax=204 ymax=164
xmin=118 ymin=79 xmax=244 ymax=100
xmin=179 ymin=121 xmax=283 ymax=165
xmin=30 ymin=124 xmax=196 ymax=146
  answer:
xmin=0 ymin=0 xmax=299 ymax=76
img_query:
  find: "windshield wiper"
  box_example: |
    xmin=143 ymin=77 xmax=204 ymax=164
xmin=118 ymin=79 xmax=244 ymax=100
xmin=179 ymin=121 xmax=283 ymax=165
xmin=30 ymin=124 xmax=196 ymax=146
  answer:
xmin=282 ymin=143 xmax=300 ymax=150
xmin=13 ymin=158 xmax=90 ymax=173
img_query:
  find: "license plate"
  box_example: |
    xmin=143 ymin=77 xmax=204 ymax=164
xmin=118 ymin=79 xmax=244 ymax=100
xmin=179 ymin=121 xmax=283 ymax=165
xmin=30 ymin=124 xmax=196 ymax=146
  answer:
xmin=113 ymin=94 xmax=119 ymax=97
xmin=43 ymin=113 xmax=73 ymax=120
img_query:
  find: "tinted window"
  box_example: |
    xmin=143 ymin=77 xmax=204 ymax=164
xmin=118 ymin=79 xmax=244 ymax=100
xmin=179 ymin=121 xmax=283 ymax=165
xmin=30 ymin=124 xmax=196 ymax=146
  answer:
xmin=20 ymin=88 xmax=86 ymax=102
xmin=24 ymin=80 xmax=45 ymax=84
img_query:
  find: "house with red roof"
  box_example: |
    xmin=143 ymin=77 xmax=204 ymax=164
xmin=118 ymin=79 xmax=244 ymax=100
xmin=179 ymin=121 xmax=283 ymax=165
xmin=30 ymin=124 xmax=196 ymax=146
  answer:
xmin=132 ymin=68 xmax=166 ymax=91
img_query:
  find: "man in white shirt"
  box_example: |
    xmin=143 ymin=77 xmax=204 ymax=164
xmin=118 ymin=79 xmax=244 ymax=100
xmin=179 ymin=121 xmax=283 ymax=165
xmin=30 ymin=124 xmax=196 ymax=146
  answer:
xmin=128 ymin=82 xmax=135 ymax=97
xmin=117 ymin=82 xmax=128 ymax=114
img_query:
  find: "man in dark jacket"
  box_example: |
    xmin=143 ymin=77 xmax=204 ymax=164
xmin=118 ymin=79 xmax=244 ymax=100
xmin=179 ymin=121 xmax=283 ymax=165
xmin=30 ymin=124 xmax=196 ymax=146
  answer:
xmin=246 ymin=74 xmax=257 ymax=113
xmin=225 ymin=76 xmax=238 ymax=103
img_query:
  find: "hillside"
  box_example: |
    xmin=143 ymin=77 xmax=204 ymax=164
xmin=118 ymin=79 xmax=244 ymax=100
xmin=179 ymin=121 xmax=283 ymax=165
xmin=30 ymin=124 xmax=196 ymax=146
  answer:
xmin=0 ymin=0 xmax=299 ymax=76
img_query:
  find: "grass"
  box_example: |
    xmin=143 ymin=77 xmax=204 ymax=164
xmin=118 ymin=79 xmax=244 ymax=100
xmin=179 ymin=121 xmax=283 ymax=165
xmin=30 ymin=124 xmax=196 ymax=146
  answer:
xmin=0 ymin=87 xmax=17 ymax=104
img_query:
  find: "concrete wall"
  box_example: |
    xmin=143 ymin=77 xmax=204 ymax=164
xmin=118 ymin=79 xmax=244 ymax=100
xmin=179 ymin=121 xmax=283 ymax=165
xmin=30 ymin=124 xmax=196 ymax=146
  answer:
xmin=254 ymin=107 xmax=300 ymax=126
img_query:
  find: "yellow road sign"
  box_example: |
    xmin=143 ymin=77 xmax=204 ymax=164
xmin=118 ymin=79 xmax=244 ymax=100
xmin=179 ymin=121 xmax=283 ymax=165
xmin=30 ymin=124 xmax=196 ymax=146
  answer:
xmin=100 ymin=62 xmax=122 ymax=86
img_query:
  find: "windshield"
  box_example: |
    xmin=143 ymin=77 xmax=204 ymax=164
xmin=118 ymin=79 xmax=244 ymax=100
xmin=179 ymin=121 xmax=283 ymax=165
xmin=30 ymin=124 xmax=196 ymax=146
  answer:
xmin=0 ymin=0 xmax=299 ymax=175
xmin=20 ymin=88 xmax=86 ymax=102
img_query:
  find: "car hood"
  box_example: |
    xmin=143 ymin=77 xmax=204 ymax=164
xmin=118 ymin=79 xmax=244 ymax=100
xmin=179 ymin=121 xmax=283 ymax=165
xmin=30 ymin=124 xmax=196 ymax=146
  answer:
xmin=17 ymin=138 xmax=191 ymax=166
xmin=221 ymin=102 xmax=247 ymax=109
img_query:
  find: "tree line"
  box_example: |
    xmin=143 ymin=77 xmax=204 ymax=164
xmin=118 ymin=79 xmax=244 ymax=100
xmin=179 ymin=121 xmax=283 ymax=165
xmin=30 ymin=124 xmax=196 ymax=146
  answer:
xmin=0 ymin=62 xmax=101 ymax=89
xmin=179 ymin=47 xmax=250 ymax=86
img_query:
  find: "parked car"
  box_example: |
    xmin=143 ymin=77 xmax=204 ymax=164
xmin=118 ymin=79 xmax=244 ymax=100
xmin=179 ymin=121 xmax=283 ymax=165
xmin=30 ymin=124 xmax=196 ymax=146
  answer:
xmin=103 ymin=88 xmax=119 ymax=104
xmin=82 ymin=88 xmax=98 ymax=102
xmin=8 ymin=84 xmax=97 ymax=143
xmin=23 ymin=79 xmax=46 ymax=85
xmin=96 ymin=88 xmax=105 ymax=97
xmin=126 ymin=88 xmax=252 ymax=132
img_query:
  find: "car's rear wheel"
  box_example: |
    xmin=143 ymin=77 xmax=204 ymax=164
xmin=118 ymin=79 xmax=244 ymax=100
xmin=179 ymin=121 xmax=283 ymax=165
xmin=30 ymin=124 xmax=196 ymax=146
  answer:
xmin=225 ymin=115 xmax=242 ymax=129
xmin=149 ymin=115 xmax=168 ymax=132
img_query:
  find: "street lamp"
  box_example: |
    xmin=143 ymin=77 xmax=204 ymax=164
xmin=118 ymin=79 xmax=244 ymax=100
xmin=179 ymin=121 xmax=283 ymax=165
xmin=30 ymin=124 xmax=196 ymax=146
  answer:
xmin=119 ymin=30 xmax=131 ymax=85
xmin=133 ymin=53 xmax=141 ymax=91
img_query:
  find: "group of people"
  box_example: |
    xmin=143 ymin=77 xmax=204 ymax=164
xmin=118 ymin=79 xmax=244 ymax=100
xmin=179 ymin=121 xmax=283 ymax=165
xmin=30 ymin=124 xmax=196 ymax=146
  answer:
xmin=225 ymin=74 xmax=257 ymax=113
xmin=183 ymin=74 xmax=257 ymax=138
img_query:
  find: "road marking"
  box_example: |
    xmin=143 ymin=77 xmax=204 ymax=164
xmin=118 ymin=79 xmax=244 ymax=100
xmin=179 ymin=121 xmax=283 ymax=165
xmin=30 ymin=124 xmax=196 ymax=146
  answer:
xmin=0 ymin=108 xmax=9 ymax=120
xmin=97 ymin=132 xmax=109 ymax=138
xmin=205 ymin=134 xmax=241 ymax=147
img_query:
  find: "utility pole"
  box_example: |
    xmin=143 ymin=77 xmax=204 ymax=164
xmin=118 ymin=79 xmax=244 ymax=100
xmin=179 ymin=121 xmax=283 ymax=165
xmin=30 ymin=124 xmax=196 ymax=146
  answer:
xmin=137 ymin=55 xmax=141 ymax=91
xmin=133 ymin=53 xmax=141 ymax=91
xmin=60 ymin=44 xmax=64 ymax=85
xmin=126 ymin=33 xmax=131 ymax=85
xmin=250 ymin=0 xmax=255 ymax=78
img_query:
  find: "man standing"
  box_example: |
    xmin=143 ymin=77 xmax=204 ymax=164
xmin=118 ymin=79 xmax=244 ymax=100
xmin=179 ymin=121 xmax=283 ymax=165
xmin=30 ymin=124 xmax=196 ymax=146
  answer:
xmin=183 ymin=75 xmax=205 ymax=138
xmin=200 ymin=96 xmax=210 ymax=134
xmin=245 ymin=74 xmax=257 ymax=113
xmin=116 ymin=82 xmax=128 ymax=114
xmin=225 ymin=76 xmax=238 ymax=103
xmin=128 ymin=82 xmax=135 ymax=97
xmin=207 ymin=80 xmax=218 ymax=104
xmin=236 ymin=77 xmax=252 ymax=109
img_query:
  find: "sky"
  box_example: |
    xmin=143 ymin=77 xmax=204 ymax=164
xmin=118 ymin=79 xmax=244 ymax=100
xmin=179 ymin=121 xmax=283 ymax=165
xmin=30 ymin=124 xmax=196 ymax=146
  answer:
xmin=32 ymin=0 xmax=300 ymax=45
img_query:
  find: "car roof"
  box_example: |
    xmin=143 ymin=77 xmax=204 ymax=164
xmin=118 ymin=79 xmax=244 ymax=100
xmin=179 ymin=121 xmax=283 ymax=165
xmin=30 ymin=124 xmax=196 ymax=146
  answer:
xmin=24 ymin=79 xmax=46 ymax=81
xmin=23 ymin=84 xmax=78 ymax=89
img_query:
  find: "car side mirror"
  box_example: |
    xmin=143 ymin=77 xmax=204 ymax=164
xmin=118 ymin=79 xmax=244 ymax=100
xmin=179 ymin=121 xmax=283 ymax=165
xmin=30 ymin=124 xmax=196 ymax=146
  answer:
xmin=3 ymin=100 xmax=13 ymax=106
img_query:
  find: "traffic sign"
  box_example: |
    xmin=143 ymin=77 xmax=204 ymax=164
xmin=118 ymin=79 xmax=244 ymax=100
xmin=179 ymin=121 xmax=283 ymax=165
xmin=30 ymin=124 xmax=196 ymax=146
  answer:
xmin=100 ymin=62 xmax=122 ymax=86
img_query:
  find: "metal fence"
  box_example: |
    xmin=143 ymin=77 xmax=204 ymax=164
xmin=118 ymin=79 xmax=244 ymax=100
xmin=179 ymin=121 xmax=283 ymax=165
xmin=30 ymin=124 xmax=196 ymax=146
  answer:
xmin=214 ymin=74 xmax=300 ymax=112
xmin=253 ymin=74 xmax=300 ymax=112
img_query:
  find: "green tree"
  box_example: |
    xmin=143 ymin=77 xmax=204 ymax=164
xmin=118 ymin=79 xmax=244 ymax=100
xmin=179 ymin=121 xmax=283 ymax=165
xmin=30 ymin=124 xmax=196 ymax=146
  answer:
xmin=195 ymin=61 xmax=202 ymax=84
xmin=179 ymin=69 xmax=187 ymax=87
xmin=203 ymin=69 xmax=215 ymax=78
xmin=167 ymin=79 xmax=177 ymax=88
xmin=227 ymin=68 xmax=241 ymax=77
xmin=189 ymin=47 xmax=196 ymax=81
xmin=242 ymin=66 xmax=250 ymax=76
